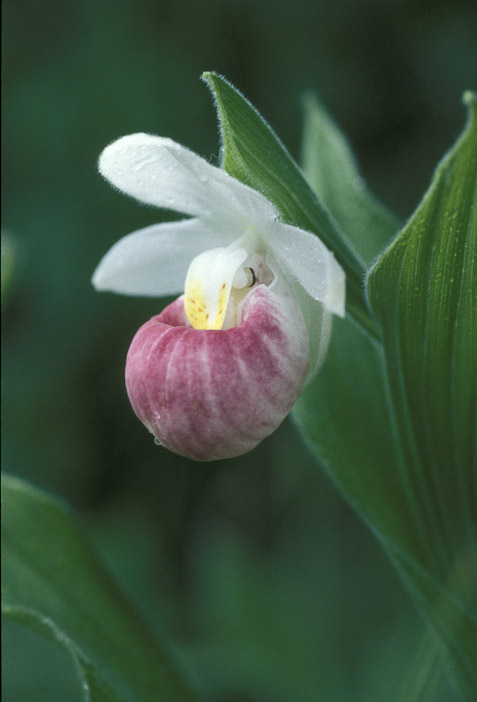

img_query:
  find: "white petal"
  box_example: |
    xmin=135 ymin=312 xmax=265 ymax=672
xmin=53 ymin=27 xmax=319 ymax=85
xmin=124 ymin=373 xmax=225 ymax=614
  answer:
xmin=263 ymin=221 xmax=346 ymax=317
xmin=92 ymin=218 xmax=235 ymax=297
xmin=98 ymin=134 xmax=276 ymax=225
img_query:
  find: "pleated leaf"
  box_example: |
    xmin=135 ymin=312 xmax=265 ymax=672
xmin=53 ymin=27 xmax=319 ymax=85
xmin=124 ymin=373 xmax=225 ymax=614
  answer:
xmin=366 ymin=92 xmax=477 ymax=696
xmin=295 ymin=88 xmax=477 ymax=698
xmin=1 ymin=475 xmax=199 ymax=702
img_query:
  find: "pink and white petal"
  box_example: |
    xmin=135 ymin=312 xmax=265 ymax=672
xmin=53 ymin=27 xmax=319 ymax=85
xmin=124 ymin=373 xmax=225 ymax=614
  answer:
xmin=92 ymin=218 xmax=235 ymax=297
xmin=263 ymin=221 xmax=346 ymax=317
xmin=99 ymin=134 xmax=276 ymax=225
xmin=125 ymin=286 xmax=309 ymax=461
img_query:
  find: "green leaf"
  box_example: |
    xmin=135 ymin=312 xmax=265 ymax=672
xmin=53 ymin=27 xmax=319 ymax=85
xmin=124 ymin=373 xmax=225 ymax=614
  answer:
xmin=202 ymin=71 xmax=378 ymax=340
xmin=367 ymin=92 xmax=477 ymax=571
xmin=3 ymin=618 xmax=84 ymax=701
xmin=294 ymin=315 xmax=477 ymax=695
xmin=294 ymin=319 xmax=477 ymax=699
xmin=300 ymin=93 xmax=400 ymax=264
xmin=392 ymin=551 xmax=477 ymax=698
xmin=1 ymin=475 xmax=199 ymax=702
xmin=294 ymin=92 xmax=477 ymax=699
xmin=366 ymin=92 xmax=477 ymax=697
xmin=1 ymin=231 xmax=20 ymax=305
xmin=293 ymin=317 xmax=423 ymax=567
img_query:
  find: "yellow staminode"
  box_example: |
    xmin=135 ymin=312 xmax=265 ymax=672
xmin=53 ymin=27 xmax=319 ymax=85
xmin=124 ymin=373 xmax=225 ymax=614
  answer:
xmin=184 ymin=247 xmax=248 ymax=330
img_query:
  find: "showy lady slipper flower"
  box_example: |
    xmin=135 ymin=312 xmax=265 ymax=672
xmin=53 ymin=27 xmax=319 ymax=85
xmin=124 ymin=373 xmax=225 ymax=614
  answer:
xmin=93 ymin=134 xmax=345 ymax=461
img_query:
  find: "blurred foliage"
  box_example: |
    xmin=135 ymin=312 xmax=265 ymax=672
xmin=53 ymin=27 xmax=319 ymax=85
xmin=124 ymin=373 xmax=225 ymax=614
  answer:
xmin=2 ymin=0 xmax=476 ymax=699
xmin=3 ymin=475 xmax=199 ymax=700
xmin=1 ymin=232 xmax=22 ymax=304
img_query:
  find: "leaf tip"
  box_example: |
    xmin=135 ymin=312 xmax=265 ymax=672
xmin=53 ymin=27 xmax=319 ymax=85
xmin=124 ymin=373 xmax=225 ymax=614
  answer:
xmin=200 ymin=71 xmax=230 ymax=115
xmin=462 ymin=91 xmax=477 ymax=128
xmin=200 ymin=70 xmax=213 ymax=84
xmin=300 ymin=89 xmax=318 ymax=109
xmin=462 ymin=90 xmax=477 ymax=108
xmin=458 ymin=92 xmax=477 ymax=154
xmin=200 ymin=70 xmax=227 ymax=92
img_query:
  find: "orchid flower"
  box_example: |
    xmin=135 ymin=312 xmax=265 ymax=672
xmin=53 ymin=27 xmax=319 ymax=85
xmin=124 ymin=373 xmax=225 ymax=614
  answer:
xmin=93 ymin=133 xmax=345 ymax=461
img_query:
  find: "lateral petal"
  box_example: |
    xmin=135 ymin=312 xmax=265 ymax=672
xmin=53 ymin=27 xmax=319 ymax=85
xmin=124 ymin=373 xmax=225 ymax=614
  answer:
xmin=264 ymin=221 xmax=346 ymax=317
xmin=92 ymin=218 xmax=235 ymax=297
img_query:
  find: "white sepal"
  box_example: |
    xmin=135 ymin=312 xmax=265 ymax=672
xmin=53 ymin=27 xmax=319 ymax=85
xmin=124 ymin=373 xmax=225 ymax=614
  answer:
xmin=98 ymin=134 xmax=276 ymax=226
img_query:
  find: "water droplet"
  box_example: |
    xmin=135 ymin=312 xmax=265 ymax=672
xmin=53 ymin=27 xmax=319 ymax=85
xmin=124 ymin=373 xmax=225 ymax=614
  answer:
xmin=154 ymin=437 xmax=163 ymax=446
xmin=131 ymin=156 xmax=160 ymax=172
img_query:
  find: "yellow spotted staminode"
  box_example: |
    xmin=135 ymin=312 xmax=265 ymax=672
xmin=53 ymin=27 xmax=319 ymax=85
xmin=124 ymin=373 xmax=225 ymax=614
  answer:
xmin=185 ymin=246 xmax=248 ymax=330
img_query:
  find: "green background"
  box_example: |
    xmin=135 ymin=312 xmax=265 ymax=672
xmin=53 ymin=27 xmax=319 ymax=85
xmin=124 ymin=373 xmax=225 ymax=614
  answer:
xmin=2 ymin=0 xmax=476 ymax=699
